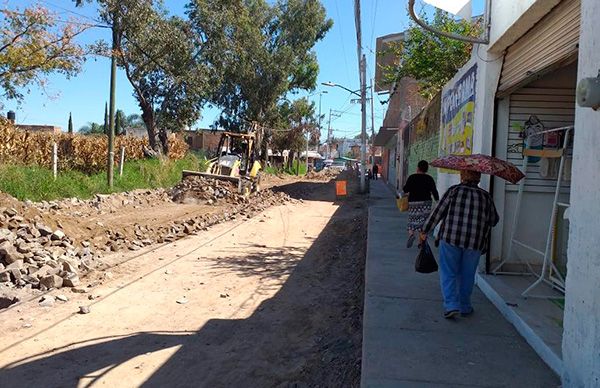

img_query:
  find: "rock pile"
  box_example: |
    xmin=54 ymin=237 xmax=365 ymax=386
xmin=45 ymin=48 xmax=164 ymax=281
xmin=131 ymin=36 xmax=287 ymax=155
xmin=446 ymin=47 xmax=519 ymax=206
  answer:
xmin=0 ymin=208 xmax=93 ymax=290
xmin=171 ymin=176 xmax=244 ymax=205
xmin=33 ymin=189 xmax=172 ymax=217
xmin=306 ymin=169 xmax=339 ymax=181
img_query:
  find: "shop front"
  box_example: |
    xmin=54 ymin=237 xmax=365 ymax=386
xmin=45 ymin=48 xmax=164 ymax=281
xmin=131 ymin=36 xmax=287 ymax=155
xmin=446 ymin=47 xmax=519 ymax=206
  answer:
xmin=476 ymin=0 xmax=581 ymax=376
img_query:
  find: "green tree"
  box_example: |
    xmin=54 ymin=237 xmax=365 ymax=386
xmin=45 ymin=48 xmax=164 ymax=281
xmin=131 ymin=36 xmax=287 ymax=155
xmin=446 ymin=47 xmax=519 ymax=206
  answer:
xmin=272 ymin=97 xmax=319 ymax=167
xmin=115 ymin=109 xmax=122 ymax=135
xmin=79 ymin=122 xmax=104 ymax=135
xmin=382 ymin=11 xmax=479 ymax=99
xmin=187 ymin=0 xmax=332 ymax=139
xmin=68 ymin=112 xmax=73 ymax=134
xmin=77 ymin=0 xmax=211 ymax=154
xmin=0 ymin=5 xmax=86 ymax=106
xmin=103 ymin=101 xmax=109 ymax=134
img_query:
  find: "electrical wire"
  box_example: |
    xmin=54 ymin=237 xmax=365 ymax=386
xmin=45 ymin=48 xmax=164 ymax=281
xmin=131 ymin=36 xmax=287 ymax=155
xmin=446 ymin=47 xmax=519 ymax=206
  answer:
xmin=334 ymin=0 xmax=352 ymax=84
xmin=38 ymin=0 xmax=104 ymax=24
xmin=369 ymin=0 xmax=378 ymax=48
xmin=0 ymin=7 xmax=110 ymax=29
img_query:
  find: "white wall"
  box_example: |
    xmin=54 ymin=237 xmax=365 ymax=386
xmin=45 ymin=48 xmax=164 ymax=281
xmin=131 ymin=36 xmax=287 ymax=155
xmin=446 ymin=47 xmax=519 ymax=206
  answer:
xmin=488 ymin=0 xmax=561 ymax=53
xmin=562 ymin=0 xmax=600 ymax=385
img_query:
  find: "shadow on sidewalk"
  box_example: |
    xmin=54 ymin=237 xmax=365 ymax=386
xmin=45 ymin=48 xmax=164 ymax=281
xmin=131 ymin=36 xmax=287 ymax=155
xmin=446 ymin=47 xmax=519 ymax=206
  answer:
xmin=0 ymin=179 xmax=366 ymax=388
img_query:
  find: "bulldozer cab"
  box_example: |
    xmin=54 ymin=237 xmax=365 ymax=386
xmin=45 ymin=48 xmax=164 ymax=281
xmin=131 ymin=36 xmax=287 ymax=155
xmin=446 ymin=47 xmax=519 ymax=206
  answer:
xmin=210 ymin=131 xmax=258 ymax=177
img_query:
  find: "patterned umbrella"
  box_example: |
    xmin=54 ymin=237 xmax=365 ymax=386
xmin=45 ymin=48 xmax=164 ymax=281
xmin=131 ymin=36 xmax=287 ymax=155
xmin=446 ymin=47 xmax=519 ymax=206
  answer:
xmin=430 ymin=154 xmax=525 ymax=184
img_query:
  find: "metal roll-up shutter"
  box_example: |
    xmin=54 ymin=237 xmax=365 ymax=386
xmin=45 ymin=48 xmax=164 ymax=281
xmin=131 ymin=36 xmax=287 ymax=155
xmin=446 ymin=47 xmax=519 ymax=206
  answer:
xmin=497 ymin=0 xmax=580 ymax=96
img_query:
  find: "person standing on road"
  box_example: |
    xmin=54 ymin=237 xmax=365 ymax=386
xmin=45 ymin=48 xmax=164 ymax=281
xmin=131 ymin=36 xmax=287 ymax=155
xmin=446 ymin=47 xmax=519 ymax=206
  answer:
xmin=402 ymin=160 xmax=439 ymax=248
xmin=372 ymin=164 xmax=379 ymax=180
xmin=420 ymin=170 xmax=499 ymax=319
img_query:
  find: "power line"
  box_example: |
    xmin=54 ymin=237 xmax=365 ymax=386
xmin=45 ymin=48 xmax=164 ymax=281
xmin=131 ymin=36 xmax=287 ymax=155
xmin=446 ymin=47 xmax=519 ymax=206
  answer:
xmin=39 ymin=0 xmax=103 ymax=24
xmin=369 ymin=0 xmax=378 ymax=48
xmin=334 ymin=0 xmax=352 ymax=84
xmin=0 ymin=8 xmax=110 ymax=29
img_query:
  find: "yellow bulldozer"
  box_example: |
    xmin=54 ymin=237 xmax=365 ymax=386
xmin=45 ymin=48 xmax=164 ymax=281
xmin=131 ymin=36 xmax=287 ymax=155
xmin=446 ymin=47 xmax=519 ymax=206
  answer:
xmin=182 ymin=131 xmax=262 ymax=195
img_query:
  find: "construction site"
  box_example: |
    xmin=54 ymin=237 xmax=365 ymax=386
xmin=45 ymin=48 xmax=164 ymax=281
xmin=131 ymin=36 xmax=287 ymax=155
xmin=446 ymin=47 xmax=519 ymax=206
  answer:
xmin=0 ymin=166 xmax=365 ymax=387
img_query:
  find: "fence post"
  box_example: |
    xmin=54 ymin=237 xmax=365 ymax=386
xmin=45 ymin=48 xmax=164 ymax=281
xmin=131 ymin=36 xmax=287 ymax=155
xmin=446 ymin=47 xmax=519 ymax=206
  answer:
xmin=52 ymin=142 xmax=58 ymax=180
xmin=119 ymin=146 xmax=125 ymax=177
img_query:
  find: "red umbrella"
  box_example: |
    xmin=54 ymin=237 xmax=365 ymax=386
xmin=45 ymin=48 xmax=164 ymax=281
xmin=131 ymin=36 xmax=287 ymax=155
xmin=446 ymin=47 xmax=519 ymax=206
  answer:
xmin=430 ymin=154 xmax=525 ymax=184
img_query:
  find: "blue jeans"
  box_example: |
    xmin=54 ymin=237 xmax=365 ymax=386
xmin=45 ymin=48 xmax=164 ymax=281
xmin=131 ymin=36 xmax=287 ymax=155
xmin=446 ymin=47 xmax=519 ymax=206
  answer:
xmin=438 ymin=240 xmax=482 ymax=313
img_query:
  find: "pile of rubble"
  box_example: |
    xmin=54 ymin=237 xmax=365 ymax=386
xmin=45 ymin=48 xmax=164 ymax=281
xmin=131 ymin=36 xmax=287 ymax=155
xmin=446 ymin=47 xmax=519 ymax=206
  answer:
xmin=33 ymin=189 xmax=173 ymax=218
xmin=0 ymin=208 xmax=94 ymax=290
xmin=306 ymin=169 xmax=339 ymax=181
xmin=171 ymin=176 xmax=244 ymax=205
xmin=0 ymin=176 xmax=297 ymax=293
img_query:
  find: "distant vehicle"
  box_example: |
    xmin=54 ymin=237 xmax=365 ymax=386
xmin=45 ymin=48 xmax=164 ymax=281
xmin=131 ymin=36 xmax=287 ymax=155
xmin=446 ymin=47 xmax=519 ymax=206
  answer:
xmin=327 ymin=160 xmax=347 ymax=171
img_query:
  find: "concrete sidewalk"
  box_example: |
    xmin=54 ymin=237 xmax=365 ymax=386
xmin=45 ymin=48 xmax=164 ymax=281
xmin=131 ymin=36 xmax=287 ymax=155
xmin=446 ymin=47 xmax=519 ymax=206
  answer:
xmin=361 ymin=180 xmax=559 ymax=387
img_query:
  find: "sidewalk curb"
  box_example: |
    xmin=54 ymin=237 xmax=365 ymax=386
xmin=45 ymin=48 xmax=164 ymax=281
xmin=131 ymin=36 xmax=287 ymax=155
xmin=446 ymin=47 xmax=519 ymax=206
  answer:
xmin=476 ymin=274 xmax=563 ymax=377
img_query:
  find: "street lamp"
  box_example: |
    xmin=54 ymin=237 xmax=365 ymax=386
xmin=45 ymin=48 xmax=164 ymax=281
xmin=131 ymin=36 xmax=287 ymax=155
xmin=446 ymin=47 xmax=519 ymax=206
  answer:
xmin=322 ymin=81 xmax=361 ymax=97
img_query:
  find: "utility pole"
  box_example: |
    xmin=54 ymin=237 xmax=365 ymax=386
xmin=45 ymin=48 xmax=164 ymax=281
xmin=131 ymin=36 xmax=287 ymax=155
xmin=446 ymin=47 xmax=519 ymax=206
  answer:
xmin=307 ymin=91 xmax=327 ymax=174
xmin=107 ymin=16 xmax=119 ymax=188
xmin=327 ymin=108 xmax=333 ymax=159
xmin=354 ymin=0 xmax=367 ymax=193
xmin=326 ymin=108 xmax=341 ymax=159
xmin=370 ymin=79 xmax=375 ymax=166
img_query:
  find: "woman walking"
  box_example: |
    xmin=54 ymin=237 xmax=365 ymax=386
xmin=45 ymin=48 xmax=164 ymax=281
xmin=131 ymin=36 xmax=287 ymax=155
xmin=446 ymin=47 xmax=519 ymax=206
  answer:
xmin=402 ymin=160 xmax=439 ymax=248
xmin=420 ymin=170 xmax=499 ymax=319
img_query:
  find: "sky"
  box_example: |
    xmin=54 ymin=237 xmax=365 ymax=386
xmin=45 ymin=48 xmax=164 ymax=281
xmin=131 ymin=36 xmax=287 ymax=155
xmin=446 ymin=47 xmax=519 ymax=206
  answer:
xmin=2 ymin=0 xmax=482 ymax=140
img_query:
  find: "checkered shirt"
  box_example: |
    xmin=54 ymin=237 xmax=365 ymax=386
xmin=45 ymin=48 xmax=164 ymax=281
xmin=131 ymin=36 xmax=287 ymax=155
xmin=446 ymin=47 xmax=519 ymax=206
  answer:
xmin=422 ymin=183 xmax=499 ymax=252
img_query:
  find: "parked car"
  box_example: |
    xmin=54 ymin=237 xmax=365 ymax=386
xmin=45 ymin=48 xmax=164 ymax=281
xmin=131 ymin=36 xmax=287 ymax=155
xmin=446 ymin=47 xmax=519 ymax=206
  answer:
xmin=327 ymin=160 xmax=347 ymax=171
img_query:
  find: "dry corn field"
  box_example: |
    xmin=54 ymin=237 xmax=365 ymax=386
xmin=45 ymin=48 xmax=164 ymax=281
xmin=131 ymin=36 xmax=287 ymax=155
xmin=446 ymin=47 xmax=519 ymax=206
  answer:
xmin=0 ymin=119 xmax=188 ymax=173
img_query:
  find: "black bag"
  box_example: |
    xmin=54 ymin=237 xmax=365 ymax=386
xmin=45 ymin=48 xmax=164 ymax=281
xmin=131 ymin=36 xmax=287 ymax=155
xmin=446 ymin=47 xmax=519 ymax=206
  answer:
xmin=415 ymin=241 xmax=438 ymax=273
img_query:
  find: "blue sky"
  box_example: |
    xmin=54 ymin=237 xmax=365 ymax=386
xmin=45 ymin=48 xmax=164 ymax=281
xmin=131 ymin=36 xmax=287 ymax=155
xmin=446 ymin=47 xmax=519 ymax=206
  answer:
xmin=2 ymin=0 xmax=481 ymax=139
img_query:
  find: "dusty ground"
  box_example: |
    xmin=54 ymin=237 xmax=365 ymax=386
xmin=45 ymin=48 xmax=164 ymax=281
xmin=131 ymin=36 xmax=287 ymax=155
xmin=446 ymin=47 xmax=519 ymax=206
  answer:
xmin=0 ymin=176 xmax=366 ymax=387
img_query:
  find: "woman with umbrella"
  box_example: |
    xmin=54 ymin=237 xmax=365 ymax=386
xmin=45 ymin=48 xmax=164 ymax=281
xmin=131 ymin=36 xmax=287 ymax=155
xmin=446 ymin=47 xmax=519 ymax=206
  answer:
xmin=419 ymin=154 xmax=524 ymax=319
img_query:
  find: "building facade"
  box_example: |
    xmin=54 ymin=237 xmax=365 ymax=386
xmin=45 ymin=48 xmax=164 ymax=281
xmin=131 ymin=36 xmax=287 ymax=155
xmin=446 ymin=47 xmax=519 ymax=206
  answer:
xmin=379 ymin=0 xmax=597 ymax=384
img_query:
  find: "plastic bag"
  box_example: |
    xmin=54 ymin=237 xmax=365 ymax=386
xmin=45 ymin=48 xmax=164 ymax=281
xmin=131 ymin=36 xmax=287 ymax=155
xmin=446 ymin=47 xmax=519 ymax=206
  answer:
xmin=396 ymin=196 xmax=409 ymax=212
xmin=415 ymin=241 xmax=438 ymax=273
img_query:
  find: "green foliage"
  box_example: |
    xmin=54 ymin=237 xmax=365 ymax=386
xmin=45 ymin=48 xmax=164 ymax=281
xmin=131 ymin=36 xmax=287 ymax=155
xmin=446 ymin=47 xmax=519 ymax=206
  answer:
xmin=68 ymin=113 xmax=73 ymax=134
xmin=0 ymin=153 xmax=208 ymax=201
xmin=103 ymin=102 xmax=109 ymax=135
xmin=79 ymin=121 xmax=104 ymax=135
xmin=0 ymin=5 xmax=86 ymax=106
xmin=187 ymin=0 xmax=333 ymax=131
xmin=272 ymin=97 xmax=319 ymax=153
xmin=80 ymin=0 xmax=211 ymax=154
xmin=263 ymin=160 xmax=307 ymax=176
xmin=382 ymin=11 xmax=479 ymax=99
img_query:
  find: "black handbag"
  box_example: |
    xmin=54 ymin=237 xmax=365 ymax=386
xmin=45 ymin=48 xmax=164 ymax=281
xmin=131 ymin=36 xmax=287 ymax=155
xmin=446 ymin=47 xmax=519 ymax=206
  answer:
xmin=415 ymin=241 xmax=438 ymax=273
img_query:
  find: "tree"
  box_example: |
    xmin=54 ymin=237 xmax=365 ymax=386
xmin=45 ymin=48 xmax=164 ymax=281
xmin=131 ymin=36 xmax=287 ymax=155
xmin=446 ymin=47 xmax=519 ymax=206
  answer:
xmin=272 ymin=97 xmax=319 ymax=169
xmin=78 ymin=0 xmax=211 ymax=155
xmin=114 ymin=109 xmax=122 ymax=135
xmin=103 ymin=101 xmax=108 ymax=134
xmin=0 ymin=5 xmax=86 ymax=106
xmin=68 ymin=112 xmax=73 ymax=133
xmin=79 ymin=121 xmax=104 ymax=135
xmin=381 ymin=11 xmax=479 ymax=99
xmin=187 ymin=0 xmax=332 ymax=140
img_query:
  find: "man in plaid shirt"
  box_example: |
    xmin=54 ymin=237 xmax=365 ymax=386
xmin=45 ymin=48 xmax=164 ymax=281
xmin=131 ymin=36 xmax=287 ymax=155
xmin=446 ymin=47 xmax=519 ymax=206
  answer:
xmin=420 ymin=170 xmax=499 ymax=319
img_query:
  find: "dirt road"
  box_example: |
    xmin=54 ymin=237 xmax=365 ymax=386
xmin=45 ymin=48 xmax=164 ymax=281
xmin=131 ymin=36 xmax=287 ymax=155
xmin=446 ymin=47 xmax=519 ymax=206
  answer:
xmin=0 ymin=179 xmax=365 ymax=387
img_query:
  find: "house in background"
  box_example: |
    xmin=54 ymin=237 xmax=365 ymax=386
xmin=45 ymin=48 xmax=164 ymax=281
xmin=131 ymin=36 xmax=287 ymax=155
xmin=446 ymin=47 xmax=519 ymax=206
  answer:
xmin=16 ymin=124 xmax=62 ymax=134
xmin=373 ymin=30 xmax=428 ymax=192
xmin=182 ymin=129 xmax=222 ymax=155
